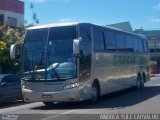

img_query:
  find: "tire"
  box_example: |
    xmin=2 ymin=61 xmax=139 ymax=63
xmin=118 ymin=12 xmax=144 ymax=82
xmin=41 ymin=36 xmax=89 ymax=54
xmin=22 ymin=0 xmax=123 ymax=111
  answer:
xmin=0 ymin=95 xmax=3 ymax=105
xmin=43 ymin=102 xmax=54 ymax=106
xmin=136 ymin=74 xmax=144 ymax=90
xmin=90 ymin=82 xmax=99 ymax=103
xmin=141 ymin=74 xmax=145 ymax=89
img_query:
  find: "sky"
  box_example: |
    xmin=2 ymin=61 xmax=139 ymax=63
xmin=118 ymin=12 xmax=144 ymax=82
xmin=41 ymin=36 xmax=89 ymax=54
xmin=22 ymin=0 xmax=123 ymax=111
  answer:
xmin=24 ymin=0 xmax=160 ymax=30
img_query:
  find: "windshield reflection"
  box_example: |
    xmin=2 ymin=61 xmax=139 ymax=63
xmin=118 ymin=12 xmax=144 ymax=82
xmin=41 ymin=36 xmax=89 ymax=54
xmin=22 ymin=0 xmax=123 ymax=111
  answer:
xmin=22 ymin=26 xmax=77 ymax=80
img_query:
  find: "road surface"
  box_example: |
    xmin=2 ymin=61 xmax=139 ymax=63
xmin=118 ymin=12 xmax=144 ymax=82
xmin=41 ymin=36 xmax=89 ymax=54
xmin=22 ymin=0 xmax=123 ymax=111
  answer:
xmin=0 ymin=76 xmax=160 ymax=120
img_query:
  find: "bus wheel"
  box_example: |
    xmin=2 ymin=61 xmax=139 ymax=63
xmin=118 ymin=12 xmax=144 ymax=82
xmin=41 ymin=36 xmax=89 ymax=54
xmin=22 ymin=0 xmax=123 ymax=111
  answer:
xmin=136 ymin=74 xmax=144 ymax=90
xmin=141 ymin=74 xmax=145 ymax=89
xmin=43 ymin=102 xmax=54 ymax=106
xmin=91 ymin=82 xmax=99 ymax=103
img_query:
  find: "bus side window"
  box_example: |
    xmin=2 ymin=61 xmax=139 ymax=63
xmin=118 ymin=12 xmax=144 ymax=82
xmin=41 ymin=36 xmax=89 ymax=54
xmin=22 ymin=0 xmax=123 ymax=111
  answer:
xmin=126 ymin=35 xmax=134 ymax=52
xmin=147 ymin=40 xmax=149 ymax=53
xmin=116 ymin=33 xmax=126 ymax=52
xmin=143 ymin=39 xmax=148 ymax=53
xmin=133 ymin=38 xmax=139 ymax=53
xmin=93 ymin=30 xmax=105 ymax=52
xmin=105 ymin=31 xmax=117 ymax=52
xmin=138 ymin=39 xmax=144 ymax=53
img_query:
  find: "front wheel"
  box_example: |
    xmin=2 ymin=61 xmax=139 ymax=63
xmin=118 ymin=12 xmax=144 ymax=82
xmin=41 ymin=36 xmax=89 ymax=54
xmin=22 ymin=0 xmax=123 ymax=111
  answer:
xmin=90 ymin=82 xmax=99 ymax=103
xmin=43 ymin=102 xmax=54 ymax=106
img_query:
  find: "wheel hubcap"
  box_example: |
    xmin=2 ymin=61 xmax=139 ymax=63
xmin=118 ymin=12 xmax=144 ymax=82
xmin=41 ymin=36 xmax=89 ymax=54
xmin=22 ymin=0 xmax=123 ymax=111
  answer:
xmin=92 ymin=86 xmax=97 ymax=101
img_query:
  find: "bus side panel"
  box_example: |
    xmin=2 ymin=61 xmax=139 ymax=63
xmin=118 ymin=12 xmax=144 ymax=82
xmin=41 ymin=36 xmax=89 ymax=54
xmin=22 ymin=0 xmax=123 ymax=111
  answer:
xmin=92 ymin=52 xmax=137 ymax=96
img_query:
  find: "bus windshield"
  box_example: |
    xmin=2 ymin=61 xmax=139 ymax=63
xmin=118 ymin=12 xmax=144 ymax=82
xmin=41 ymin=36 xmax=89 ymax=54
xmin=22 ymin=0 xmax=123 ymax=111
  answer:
xmin=23 ymin=26 xmax=77 ymax=80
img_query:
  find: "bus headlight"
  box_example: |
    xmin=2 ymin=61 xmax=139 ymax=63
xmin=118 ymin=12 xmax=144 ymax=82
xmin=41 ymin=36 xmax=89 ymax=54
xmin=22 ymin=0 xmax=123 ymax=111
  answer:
xmin=63 ymin=83 xmax=79 ymax=90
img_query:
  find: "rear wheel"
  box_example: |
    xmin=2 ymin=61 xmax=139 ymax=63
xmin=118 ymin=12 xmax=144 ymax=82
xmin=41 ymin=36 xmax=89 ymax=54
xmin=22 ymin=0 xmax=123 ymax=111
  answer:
xmin=43 ymin=102 xmax=54 ymax=106
xmin=90 ymin=82 xmax=99 ymax=103
xmin=136 ymin=74 xmax=144 ymax=90
xmin=0 ymin=95 xmax=3 ymax=105
xmin=141 ymin=74 xmax=145 ymax=89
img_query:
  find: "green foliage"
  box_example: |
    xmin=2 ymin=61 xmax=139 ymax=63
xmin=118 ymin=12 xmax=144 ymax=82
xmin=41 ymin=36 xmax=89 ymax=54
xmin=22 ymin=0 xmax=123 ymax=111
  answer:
xmin=0 ymin=41 xmax=6 ymax=52
xmin=0 ymin=26 xmax=24 ymax=74
xmin=150 ymin=61 xmax=157 ymax=66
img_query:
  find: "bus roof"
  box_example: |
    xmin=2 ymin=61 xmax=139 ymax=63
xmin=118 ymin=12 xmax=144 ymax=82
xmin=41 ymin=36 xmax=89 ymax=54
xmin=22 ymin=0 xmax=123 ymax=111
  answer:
xmin=27 ymin=22 xmax=79 ymax=30
xmin=28 ymin=22 xmax=123 ymax=31
xmin=27 ymin=22 xmax=147 ymax=39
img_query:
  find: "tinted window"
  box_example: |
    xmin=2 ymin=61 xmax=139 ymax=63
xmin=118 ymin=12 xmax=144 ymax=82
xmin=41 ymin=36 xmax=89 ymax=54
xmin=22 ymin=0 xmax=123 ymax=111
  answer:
xmin=12 ymin=76 xmax=21 ymax=82
xmin=93 ymin=30 xmax=105 ymax=52
xmin=138 ymin=39 xmax=144 ymax=53
xmin=126 ymin=35 xmax=134 ymax=52
xmin=2 ymin=75 xmax=20 ymax=83
xmin=2 ymin=76 xmax=11 ymax=83
xmin=143 ymin=39 xmax=149 ymax=53
xmin=48 ymin=26 xmax=77 ymax=62
xmin=49 ymin=26 xmax=76 ymax=40
xmin=0 ymin=76 xmax=3 ymax=81
xmin=133 ymin=38 xmax=139 ymax=52
xmin=25 ymin=28 xmax=48 ymax=42
xmin=105 ymin=31 xmax=117 ymax=51
xmin=50 ymin=40 xmax=73 ymax=57
xmin=23 ymin=28 xmax=49 ymax=73
xmin=116 ymin=33 xmax=126 ymax=52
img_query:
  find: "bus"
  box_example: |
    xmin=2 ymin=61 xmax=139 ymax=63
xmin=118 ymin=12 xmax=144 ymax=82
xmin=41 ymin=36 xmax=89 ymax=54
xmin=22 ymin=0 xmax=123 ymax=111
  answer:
xmin=10 ymin=23 xmax=150 ymax=106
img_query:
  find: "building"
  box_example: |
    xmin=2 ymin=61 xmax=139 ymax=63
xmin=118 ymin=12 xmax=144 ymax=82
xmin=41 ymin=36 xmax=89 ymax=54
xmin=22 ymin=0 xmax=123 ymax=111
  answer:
xmin=0 ymin=0 xmax=24 ymax=28
xmin=107 ymin=21 xmax=133 ymax=33
xmin=134 ymin=29 xmax=160 ymax=48
xmin=135 ymin=29 xmax=160 ymax=73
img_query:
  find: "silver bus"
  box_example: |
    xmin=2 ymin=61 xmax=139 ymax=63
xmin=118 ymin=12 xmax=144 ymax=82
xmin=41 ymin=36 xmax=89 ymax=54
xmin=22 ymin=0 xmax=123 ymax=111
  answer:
xmin=10 ymin=23 xmax=150 ymax=106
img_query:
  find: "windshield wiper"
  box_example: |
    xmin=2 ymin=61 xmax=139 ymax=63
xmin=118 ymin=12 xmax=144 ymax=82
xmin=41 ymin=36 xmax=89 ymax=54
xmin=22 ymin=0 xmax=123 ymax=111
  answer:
xmin=51 ymin=63 xmax=60 ymax=79
xmin=47 ymin=63 xmax=60 ymax=79
xmin=31 ymin=54 xmax=36 ymax=80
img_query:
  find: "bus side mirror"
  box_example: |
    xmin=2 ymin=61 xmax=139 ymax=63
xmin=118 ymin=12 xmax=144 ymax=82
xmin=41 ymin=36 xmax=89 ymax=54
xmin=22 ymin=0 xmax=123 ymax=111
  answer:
xmin=10 ymin=44 xmax=22 ymax=59
xmin=10 ymin=44 xmax=16 ymax=59
xmin=73 ymin=38 xmax=81 ymax=56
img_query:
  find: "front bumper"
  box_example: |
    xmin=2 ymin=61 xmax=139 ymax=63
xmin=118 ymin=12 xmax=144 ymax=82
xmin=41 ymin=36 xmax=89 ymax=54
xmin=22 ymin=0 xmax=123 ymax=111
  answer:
xmin=22 ymin=88 xmax=81 ymax=102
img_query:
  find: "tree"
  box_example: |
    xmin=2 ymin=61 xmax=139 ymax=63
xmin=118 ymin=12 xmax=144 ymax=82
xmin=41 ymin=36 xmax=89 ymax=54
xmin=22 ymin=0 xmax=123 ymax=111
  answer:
xmin=0 ymin=41 xmax=6 ymax=51
xmin=0 ymin=26 xmax=24 ymax=74
xmin=27 ymin=3 xmax=40 ymax=26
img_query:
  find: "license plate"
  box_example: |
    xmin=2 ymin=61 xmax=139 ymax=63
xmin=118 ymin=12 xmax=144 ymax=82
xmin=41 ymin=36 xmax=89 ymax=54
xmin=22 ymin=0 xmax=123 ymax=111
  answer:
xmin=42 ymin=94 xmax=52 ymax=101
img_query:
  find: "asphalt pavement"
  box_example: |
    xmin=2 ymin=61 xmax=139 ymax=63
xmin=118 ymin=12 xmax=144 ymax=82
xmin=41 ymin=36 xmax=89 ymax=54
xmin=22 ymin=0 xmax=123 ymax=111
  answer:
xmin=0 ymin=76 xmax=160 ymax=120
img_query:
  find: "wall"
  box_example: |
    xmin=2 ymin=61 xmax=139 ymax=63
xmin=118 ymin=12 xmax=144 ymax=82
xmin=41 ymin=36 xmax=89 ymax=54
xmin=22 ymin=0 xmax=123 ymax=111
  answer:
xmin=0 ymin=10 xmax=24 ymax=28
xmin=0 ymin=0 xmax=24 ymax=28
xmin=0 ymin=0 xmax=24 ymax=14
